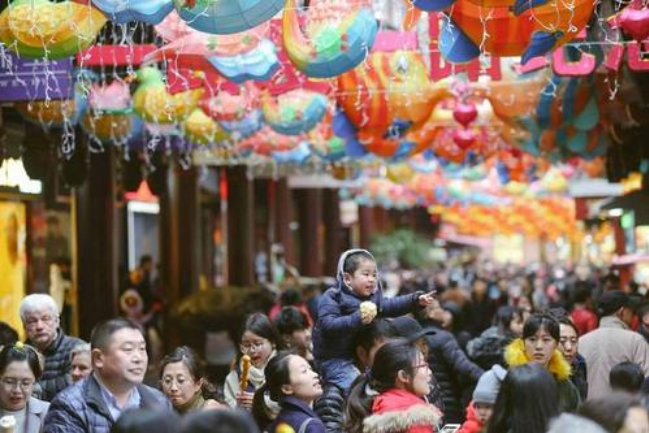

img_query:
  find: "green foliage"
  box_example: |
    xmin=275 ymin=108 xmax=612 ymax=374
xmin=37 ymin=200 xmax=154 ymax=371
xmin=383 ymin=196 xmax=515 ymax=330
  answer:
xmin=370 ymin=229 xmax=435 ymax=269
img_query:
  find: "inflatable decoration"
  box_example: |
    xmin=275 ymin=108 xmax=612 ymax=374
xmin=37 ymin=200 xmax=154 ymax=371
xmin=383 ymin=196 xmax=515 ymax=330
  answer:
xmin=282 ymin=0 xmax=378 ymax=78
xmin=132 ymin=67 xmax=204 ymax=124
xmin=262 ymin=89 xmax=328 ymax=135
xmin=0 ymin=0 xmax=107 ymax=59
xmin=434 ymin=0 xmax=595 ymax=64
xmin=182 ymin=109 xmax=229 ymax=145
xmin=207 ymin=39 xmax=279 ymax=83
xmin=81 ymin=80 xmax=141 ymax=144
xmin=173 ymin=0 xmax=285 ymax=35
xmin=91 ymin=0 xmax=173 ymax=24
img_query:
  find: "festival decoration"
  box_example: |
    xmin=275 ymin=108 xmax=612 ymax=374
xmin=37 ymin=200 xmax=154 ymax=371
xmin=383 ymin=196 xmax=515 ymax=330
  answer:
xmin=433 ymin=0 xmax=595 ymax=64
xmin=207 ymin=39 xmax=280 ymax=83
xmin=131 ymin=67 xmax=204 ymax=124
xmin=182 ymin=109 xmax=229 ymax=145
xmin=617 ymin=6 xmax=649 ymax=42
xmin=81 ymin=80 xmax=141 ymax=144
xmin=282 ymin=0 xmax=378 ymax=78
xmin=174 ymin=0 xmax=285 ymax=35
xmin=262 ymin=89 xmax=328 ymax=135
xmin=0 ymin=0 xmax=107 ymax=59
xmin=91 ymin=0 xmax=174 ymax=24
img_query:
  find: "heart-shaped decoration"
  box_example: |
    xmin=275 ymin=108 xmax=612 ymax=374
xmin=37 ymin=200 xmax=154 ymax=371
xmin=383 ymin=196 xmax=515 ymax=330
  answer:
xmin=620 ymin=7 xmax=649 ymax=42
xmin=453 ymin=129 xmax=476 ymax=150
xmin=453 ymin=102 xmax=478 ymax=128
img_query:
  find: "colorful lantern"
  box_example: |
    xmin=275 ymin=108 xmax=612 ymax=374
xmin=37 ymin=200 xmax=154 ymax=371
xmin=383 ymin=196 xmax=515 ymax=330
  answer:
xmin=0 ymin=0 xmax=107 ymax=59
xmin=174 ymin=0 xmax=285 ymax=35
xmin=262 ymin=89 xmax=328 ymax=135
xmin=282 ymin=0 xmax=378 ymax=78
xmin=91 ymin=0 xmax=173 ymax=24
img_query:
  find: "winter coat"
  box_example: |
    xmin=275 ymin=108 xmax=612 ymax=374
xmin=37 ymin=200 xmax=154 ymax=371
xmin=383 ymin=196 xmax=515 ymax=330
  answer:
xmin=420 ymin=319 xmax=484 ymax=423
xmin=570 ymin=354 xmax=588 ymax=401
xmin=570 ymin=307 xmax=598 ymax=336
xmin=313 ymin=384 xmax=345 ymax=433
xmin=579 ymin=316 xmax=649 ymax=399
xmin=28 ymin=330 xmax=84 ymax=401
xmin=269 ymin=396 xmax=326 ymax=433
xmin=313 ymin=282 xmax=422 ymax=362
xmin=504 ymin=339 xmax=581 ymax=412
xmin=466 ymin=327 xmax=513 ymax=371
xmin=43 ymin=374 xmax=170 ymax=433
xmin=363 ymin=389 xmax=442 ymax=433
xmin=457 ymin=402 xmax=484 ymax=433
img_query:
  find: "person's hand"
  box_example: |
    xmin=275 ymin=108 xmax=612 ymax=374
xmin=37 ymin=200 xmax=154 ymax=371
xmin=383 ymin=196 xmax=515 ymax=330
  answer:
xmin=236 ymin=391 xmax=254 ymax=410
xmin=360 ymin=301 xmax=377 ymax=324
xmin=418 ymin=291 xmax=437 ymax=307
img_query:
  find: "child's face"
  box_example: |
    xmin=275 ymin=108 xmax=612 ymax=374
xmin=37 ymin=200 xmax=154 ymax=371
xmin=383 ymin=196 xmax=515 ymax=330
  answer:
xmin=474 ymin=402 xmax=494 ymax=425
xmin=344 ymin=258 xmax=377 ymax=297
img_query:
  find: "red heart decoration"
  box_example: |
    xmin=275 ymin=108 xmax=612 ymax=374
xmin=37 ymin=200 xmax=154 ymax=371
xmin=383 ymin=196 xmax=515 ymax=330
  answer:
xmin=453 ymin=102 xmax=478 ymax=128
xmin=620 ymin=7 xmax=649 ymax=42
xmin=453 ymin=129 xmax=476 ymax=150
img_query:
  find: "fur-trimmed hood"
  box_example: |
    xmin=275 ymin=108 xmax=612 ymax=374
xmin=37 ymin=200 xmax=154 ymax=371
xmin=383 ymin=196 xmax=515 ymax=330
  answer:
xmin=504 ymin=338 xmax=572 ymax=381
xmin=363 ymin=389 xmax=441 ymax=433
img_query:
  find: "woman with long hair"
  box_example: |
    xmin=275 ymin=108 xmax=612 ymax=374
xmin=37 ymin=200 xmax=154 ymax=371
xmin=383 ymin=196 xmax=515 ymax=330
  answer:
xmin=252 ymin=351 xmax=325 ymax=432
xmin=503 ymin=313 xmax=581 ymax=412
xmin=485 ymin=363 xmax=560 ymax=433
xmin=344 ymin=339 xmax=442 ymax=433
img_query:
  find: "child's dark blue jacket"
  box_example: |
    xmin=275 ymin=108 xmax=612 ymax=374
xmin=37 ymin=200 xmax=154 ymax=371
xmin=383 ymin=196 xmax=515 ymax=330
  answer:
xmin=313 ymin=249 xmax=423 ymax=362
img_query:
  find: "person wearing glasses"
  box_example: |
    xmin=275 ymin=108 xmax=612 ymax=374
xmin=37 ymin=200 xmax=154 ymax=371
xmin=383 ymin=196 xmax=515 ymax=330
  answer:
xmin=223 ymin=313 xmax=282 ymax=411
xmin=159 ymin=346 xmax=224 ymax=414
xmin=0 ymin=343 xmax=50 ymax=433
xmin=19 ymin=294 xmax=84 ymax=401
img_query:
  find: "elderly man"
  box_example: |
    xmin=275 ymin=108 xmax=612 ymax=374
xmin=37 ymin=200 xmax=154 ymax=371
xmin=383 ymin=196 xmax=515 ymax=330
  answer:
xmin=44 ymin=317 xmax=169 ymax=432
xmin=579 ymin=290 xmax=649 ymax=399
xmin=20 ymin=294 xmax=84 ymax=401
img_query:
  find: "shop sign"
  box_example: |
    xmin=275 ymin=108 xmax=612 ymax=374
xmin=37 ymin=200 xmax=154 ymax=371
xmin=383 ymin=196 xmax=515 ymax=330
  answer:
xmin=0 ymin=159 xmax=42 ymax=194
xmin=0 ymin=47 xmax=73 ymax=102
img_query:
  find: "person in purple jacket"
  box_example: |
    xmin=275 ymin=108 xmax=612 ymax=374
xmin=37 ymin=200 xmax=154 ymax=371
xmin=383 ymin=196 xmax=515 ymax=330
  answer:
xmin=253 ymin=351 xmax=326 ymax=433
xmin=312 ymin=249 xmax=435 ymax=392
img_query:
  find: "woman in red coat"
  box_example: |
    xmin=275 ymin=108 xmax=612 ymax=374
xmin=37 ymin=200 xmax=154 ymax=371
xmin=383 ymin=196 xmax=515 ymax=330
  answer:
xmin=345 ymin=339 xmax=442 ymax=433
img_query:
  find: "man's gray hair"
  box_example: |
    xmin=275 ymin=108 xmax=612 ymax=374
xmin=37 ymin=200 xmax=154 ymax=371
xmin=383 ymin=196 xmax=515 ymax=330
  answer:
xmin=19 ymin=294 xmax=59 ymax=321
xmin=547 ymin=414 xmax=607 ymax=433
xmin=70 ymin=343 xmax=91 ymax=361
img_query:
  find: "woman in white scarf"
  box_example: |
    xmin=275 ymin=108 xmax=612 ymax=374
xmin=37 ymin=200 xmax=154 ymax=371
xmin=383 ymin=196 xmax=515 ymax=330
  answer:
xmin=224 ymin=313 xmax=282 ymax=412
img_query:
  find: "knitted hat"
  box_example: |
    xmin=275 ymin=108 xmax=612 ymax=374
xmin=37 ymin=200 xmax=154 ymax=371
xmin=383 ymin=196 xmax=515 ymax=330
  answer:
xmin=473 ymin=364 xmax=507 ymax=404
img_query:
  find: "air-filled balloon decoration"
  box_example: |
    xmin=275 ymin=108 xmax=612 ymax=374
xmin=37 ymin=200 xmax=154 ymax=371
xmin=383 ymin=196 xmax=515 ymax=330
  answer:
xmin=262 ymin=89 xmax=328 ymax=135
xmin=91 ymin=0 xmax=174 ymax=24
xmin=173 ymin=0 xmax=285 ymax=35
xmin=282 ymin=0 xmax=378 ymax=78
xmin=0 ymin=0 xmax=107 ymax=59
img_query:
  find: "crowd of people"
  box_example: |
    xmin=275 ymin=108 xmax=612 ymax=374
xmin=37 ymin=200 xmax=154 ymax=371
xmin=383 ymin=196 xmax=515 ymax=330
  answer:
xmin=0 ymin=249 xmax=648 ymax=433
